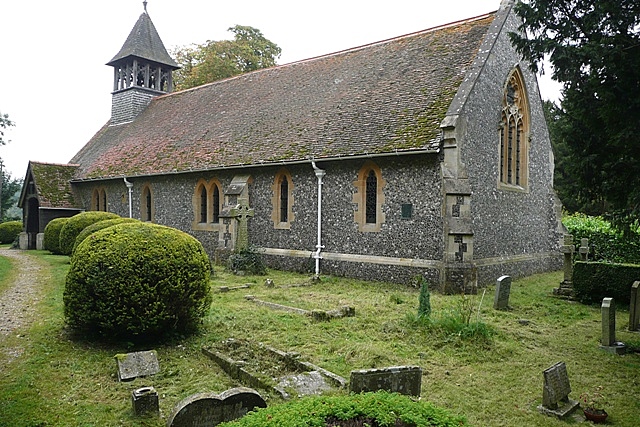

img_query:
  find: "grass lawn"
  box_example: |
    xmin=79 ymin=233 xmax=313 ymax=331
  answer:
xmin=0 ymin=251 xmax=639 ymax=426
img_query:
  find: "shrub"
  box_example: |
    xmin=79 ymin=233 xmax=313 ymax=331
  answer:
xmin=72 ymin=217 xmax=139 ymax=254
xmin=573 ymin=261 xmax=636 ymax=305
xmin=227 ymin=246 xmax=267 ymax=275
xmin=218 ymin=391 xmax=467 ymax=427
xmin=58 ymin=211 xmax=119 ymax=255
xmin=64 ymin=222 xmax=212 ymax=342
xmin=563 ymin=213 xmax=640 ymax=263
xmin=44 ymin=218 xmax=70 ymax=254
xmin=0 ymin=220 xmax=22 ymax=244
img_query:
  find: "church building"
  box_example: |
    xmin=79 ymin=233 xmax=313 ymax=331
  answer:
xmin=19 ymin=0 xmax=563 ymax=291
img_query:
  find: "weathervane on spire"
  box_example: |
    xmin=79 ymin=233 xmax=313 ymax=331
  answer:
xmin=143 ymin=1 xmax=148 ymax=13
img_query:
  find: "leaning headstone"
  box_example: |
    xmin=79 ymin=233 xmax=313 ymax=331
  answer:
xmin=115 ymin=350 xmax=160 ymax=382
xmin=493 ymin=275 xmax=511 ymax=310
xmin=349 ymin=366 xmax=421 ymax=397
xmin=167 ymin=387 xmax=266 ymax=427
xmin=600 ymin=297 xmax=626 ymax=355
xmin=537 ymin=361 xmax=579 ymax=418
xmin=131 ymin=386 xmax=159 ymax=417
xmin=629 ymin=281 xmax=640 ymax=332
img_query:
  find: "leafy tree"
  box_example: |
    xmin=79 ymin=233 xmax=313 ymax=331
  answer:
xmin=173 ymin=25 xmax=281 ymax=91
xmin=0 ymin=112 xmax=14 ymax=146
xmin=511 ymin=0 xmax=640 ymax=230
xmin=1 ymin=173 xmax=22 ymax=221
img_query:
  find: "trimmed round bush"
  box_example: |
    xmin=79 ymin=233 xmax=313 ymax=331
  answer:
xmin=44 ymin=217 xmax=70 ymax=254
xmin=58 ymin=211 xmax=119 ymax=255
xmin=0 ymin=220 xmax=22 ymax=244
xmin=63 ymin=222 xmax=212 ymax=342
xmin=217 ymin=391 xmax=467 ymax=427
xmin=72 ymin=217 xmax=139 ymax=255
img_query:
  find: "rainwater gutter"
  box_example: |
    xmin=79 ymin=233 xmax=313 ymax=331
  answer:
xmin=311 ymin=161 xmax=326 ymax=278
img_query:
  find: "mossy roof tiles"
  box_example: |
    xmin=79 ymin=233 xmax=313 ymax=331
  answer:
xmin=29 ymin=162 xmax=79 ymax=208
xmin=73 ymin=13 xmax=495 ymax=180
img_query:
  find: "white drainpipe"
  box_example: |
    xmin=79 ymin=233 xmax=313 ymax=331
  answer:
xmin=123 ymin=177 xmax=134 ymax=218
xmin=311 ymin=161 xmax=325 ymax=277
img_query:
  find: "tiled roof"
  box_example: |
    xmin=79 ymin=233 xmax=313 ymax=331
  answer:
xmin=73 ymin=13 xmax=495 ymax=180
xmin=29 ymin=162 xmax=79 ymax=208
xmin=107 ymin=12 xmax=178 ymax=68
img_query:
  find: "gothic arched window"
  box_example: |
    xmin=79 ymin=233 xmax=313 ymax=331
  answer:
xmin=272 ymin=169 xmax=294 ymax=229
xmin=353 ymin=161 xmax=386 ymax=232
xmin=499 ymin=67 xmax=530 ymax=189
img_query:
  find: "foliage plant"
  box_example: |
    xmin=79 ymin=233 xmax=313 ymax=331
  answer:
xmin=63 ymin=222 xmax=212 ymax=342
xmin=227 ymin=246 xmax=267 ymax=275
xmin=43 ymin=217 xmax=70 ymax=254
xmin=417 ymin=275 xmax=432 ymax=320
xmin=562 ymin=213 xmax=640 ymax=264
xmin=511 ymin=1 xmax=640 ymax=230
xmin=580 ymin=386 xmax=608 ymax=413
xmin=218 ymin=391 xmax=467 ymax=427
xmin=71 ymin=217 xmax=138 ymax=254
xmin=0 ymin=220 xmax=21 ymax=244
xmin=58 ymin=211 xmax=120 ymax=255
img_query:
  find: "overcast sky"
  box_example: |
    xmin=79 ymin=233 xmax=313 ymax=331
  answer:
xmin=0 ymin=0 xmax=560 ymax=179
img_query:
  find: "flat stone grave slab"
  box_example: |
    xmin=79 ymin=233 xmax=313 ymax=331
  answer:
xmin=115 ymin=350 xmax=160 ymax=382
xmin=167 ymin=387 xmax=266 ymax=427
xmin=202 ymin=338 xmax=346 ymax=399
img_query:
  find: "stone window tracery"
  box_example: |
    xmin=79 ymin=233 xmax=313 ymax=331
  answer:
xmin=192 ymin=179 xmax=222 ymax=231
xmin=499 ymin=67 xmax=529 ymax=190
xmin=353 ymin=161 xmax=386 ymax=232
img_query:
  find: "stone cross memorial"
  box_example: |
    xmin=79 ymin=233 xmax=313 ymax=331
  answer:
xmin=553 ymin=235 xmax=575 ymax=296
xmin=493 ymin=275 xmax=511 ymax=310
xmin=537 ymin=361 xmax=579 ymax=418
xmin=167 ymin=387 xmax=266 ymax=427
xmin=630 ymin=281 xmax=640 ymax=332
xmin=601 ymin=297 xmax=626 ymax=354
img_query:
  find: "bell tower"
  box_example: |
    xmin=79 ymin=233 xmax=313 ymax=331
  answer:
xmin=107 ymin=1 xmax=179 ymax=125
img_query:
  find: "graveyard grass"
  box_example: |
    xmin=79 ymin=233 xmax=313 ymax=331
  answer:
xmin=0 ymin=251 xmax=639 ymax=427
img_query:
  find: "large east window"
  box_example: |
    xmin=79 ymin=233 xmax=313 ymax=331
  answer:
xmin=499 ymin=67 xmax=529 ymax=190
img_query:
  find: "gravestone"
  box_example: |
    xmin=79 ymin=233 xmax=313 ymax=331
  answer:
xmin=349 ymin=366 xmax=422 ymax=397
xmin=131 ymin=386 xmax=159 ymax=417
xmin=115 ymin=350 xmax=160 ymax=382
xmin=553 ymin=235 xmax=574 ymax=296
xmin=493 ymin=275 xmax=511 ymax=310
xmin=630 ymin=281 xmax=640 ymax=332
xmin=600 ymin=298 xmax=626 ymax=354
xmin=537 ymin=361 xmax=579 ymax=418
xmin=167 ymin=387 xmax=266 ymax=427
xmin=579 ymin=238 xmax=589 ymax=261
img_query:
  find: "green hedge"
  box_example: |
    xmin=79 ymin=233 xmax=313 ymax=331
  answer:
xmin=58 ymin=211 xmax=120 ymax=255
xmin=218 ymin=391 xmax=467 ymax=427
xmin=63 ymin=222 xmax=212 ymax=342
xmin=573 ymin=261 xmax=637 ymax=305
xmin=563 ymin=213 xmax=640 ymax=263
xmin=72 ymin=217 xmax=139 ymax=255
xmin=44 ymin=218 xmax=70 ymax=254
xmin=0 ymin=220 xmax=22 ymax=244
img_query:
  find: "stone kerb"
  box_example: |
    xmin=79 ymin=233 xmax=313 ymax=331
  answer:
xmin=244 ymin=295 xmax=355 ymax=321
xmin=537 ymin=361 xmax=579 ymax=418
xmin=349 ymin=366 xmax=422 ymax=397
xmin=167 ymin=387 xmax=266 ymax=427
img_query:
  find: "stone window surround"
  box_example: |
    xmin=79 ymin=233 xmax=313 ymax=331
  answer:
xmin=141 ymin=183 xmax=154 ymax=222
xmin=271 ymin=168 xmax=295 ymax=229
xmin=353 ymin=161 xmax=386 ymax=232
xmin=91 ymin=187 xmax=108 ymax=211
xmin=498 ymin=66 xmax=530 ymax=192
xmin=192 ymin=178 xmax=223 ymax=231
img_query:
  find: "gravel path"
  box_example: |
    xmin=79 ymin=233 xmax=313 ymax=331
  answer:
xmin=0 ymin=249 xmax=45 ymax=358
